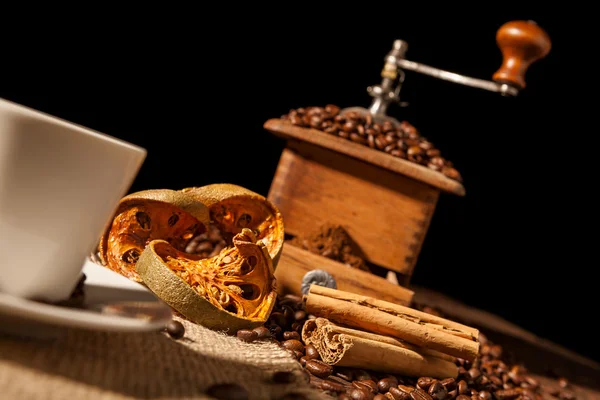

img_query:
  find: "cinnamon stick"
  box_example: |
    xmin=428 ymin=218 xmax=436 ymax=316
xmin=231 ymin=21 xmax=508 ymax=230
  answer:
xmin=327 ymin=323 xmax=455 ymax=363
xmin=305 ymin=285 xmax=480 ymax=361
xmin=303 ymin=318 xmax=458 ymax=379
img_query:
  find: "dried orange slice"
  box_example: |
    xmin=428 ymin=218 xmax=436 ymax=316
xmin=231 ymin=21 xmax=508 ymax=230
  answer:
xmin=137 ymin=228 xmax=277 ymax=330
xmin=181 ymin=184 xmax=284 ymax=268
xmin=98 ymin=189 xmax=210 ymax=282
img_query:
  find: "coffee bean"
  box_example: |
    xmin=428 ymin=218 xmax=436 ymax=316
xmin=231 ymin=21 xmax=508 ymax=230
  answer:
xmin=426 ymin=148 xmax=441 ymax=157
xmin=507 ymin=371 xmax=521 ymax=385
xmin=489 ymin=376 xmax=502 ymax=387
xmin=282 ymin=305 xmax=295 ymax=323
xmin=384 ymin=143 xmax=398 ymax=153
xmin=428 ymin=381 xmax=447 ymax=400
xmin=477 ymin=391 xmax=492 ymax=400
xmin=290 ymin=115 xmax=303 ymax=125
xmin=447 ymin=389 xmax=457 ymax=399
xmin=270 ymin=312 xmax=288 ymax=328
xmin=252 ymin=326 xmax=272 ymax=339
xmin=493 ymin=389 xmax=520 ymax=400
xmin=410 ymin=388 xmax=432 ymax=400
xmin=430 ymin=156 xmax=445 ymax=167
xmin=442 ymin=166 xmax=461 ymax=181
xmin=281 ymin=339 xmax=304 ymax=353
xmin=353 ymin=380 xmax=378 ymax=394
xmin=524 ymin=376 xmax=539 ymax=389
xmin=283 ymin=331 xmax=301 ymax=341
xmin=397 ymin=385 xmax=414 ymax=394
xmin=348 ymin=388 xmax=374 ymax=400
xmin=343 ymin=121 xmax=356 ymax=133
xmin=416 ymin=378 xmax=434 ymax=391
xmin=455 ymin=396 xmax=471 ymax=400
xmin=268 ymin=324 xmax=283 ymax=340
xmin=236 ymin=329 xmax=257 ymax=342
xmin=205 ymin=383 xmax=249 ymax=400
xmin=336 ymin=368 xmax=354 ymax=382
xmin=458 ymin=380 xmax=469 ymax=395
xmin=310 ymin=116 xmax=322 ymax=128
xmin=339 ymin=394 xmax=352 ymax=400
xmin=440 ymin=378 xmax=456 ymax=391
xmin=327 ymin=376 xmax=351 ymax=387
xmin=299 ymin=356 xmax=308 ymax=367
xmin=294 ymin=310 xmax=307 ymax=321
xmin=374 ymin=395 xmax=388 ymax=400
xmin=293 ymin=350 xmax=304 ymax=360
xmin=390 ymin=149 xmax=406 ymax=158
xmin=388 ymin=387 xmax=410 ymax=400
xmin=305 ymin=344 xmax=320 ymax=360
xmin=166 ymin=320 xmax=185 ymax=339
xmin=324 ymin=125 xmax=338 ymax=134
xmin=407 ymin=146 xmax=423 ymax=156
xmin=384 ymin=134 xmax=397 ymax=145
xmin=368 ymin=134 xmax=376 ymax=148
xmin=378 ymin=377 xmax=398 ymax=393
xmin=272 ymin=371 xmax=296 ymax=384
xmin=322 ymin=379 xmax=347 ymax=393
xmin=375 ymin=135 xmax=387 ymax=150
xmin=350 ymin=133 xmax=367 ymax=144
xmin=305 ymin=359 xmax=333 ymax=379
xmin=468 ymin=368 xmax=481 ymax=382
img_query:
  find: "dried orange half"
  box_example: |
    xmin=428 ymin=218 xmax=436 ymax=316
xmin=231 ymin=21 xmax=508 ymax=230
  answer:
xmin=98 ymin=189 xmax=210 ymax=282
xmin=181 ymin=184 xmax=284 ymax=268
xmin=137 ymin=228 xmax=277 ymax=330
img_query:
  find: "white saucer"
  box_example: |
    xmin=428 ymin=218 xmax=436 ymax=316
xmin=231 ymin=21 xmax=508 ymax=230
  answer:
xmin=0 ymin=258 xmax=173 ymax=337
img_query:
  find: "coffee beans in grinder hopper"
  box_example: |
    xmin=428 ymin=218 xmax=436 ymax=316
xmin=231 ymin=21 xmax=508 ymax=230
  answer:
xmin=235 ymin=291 xmax=579 ymax=400
xmin=281 ymin=105 xmax=462 ymax=182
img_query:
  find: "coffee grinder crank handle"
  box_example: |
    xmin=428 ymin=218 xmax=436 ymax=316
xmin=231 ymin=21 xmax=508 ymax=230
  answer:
xmin=368 ymin=20 xmax=552 ymax=118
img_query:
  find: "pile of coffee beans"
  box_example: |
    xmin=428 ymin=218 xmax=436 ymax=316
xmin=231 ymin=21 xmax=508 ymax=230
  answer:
xmin=288 ymin=223 xmax=370 ymax=272
xmin=281 ymin=105 xmax=462 ymax=182
xmin=185 ymin=224 xmax=229 ymax=258
xmin=235 ymin=294 xmax=579 ymax=400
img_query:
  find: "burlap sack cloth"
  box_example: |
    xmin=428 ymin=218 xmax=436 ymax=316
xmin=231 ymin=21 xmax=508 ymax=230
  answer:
xmin=0 ymin=315 xmax=329 ymax=400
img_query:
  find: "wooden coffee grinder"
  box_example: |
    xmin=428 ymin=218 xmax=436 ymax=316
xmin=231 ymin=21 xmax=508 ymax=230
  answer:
xmin=264 ymin=21 xmax=551 ymax=301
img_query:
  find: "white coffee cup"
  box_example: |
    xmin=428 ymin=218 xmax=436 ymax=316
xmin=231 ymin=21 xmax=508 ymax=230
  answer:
xmin=0 ymin=98 xmax=146 ymax=302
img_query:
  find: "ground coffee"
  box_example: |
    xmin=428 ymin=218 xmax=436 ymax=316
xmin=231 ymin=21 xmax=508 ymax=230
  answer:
xmin=288 ymin=223 xmax=369 ymax=272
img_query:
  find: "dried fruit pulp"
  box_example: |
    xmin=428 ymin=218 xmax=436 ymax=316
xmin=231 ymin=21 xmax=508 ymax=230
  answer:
xmin=153 ymin=230 xmax=275 ymax=320
xmin=105 ymin=201 xmax=205 ymax=281
xmin=210 ymin=199 xmax=282 ymax=263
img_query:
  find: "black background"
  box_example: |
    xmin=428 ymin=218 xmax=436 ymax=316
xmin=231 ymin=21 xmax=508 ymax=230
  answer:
xmin=2 ymin=10 xmax=594 ymax=360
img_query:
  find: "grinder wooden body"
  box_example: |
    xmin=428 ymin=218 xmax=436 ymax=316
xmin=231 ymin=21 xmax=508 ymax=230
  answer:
xmin=264 ymin=118 xmax=465 ymax=287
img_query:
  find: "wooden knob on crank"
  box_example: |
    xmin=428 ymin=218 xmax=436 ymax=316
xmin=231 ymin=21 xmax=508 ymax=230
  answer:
xmin=492 ymin=20 xmax=551 ymax=90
